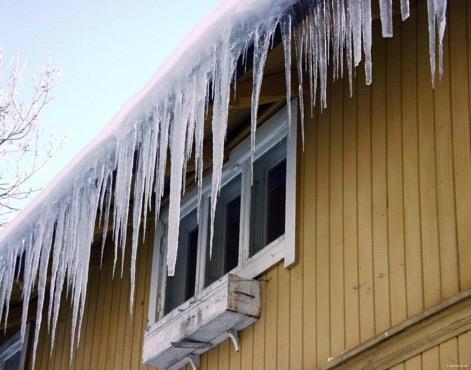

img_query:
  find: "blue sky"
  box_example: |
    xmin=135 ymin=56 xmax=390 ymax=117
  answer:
xmin=1 ymin=0 xmax=220 ymax=192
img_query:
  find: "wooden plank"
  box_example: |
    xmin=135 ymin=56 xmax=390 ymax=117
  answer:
xmin=105 ymin=259 xmax=122 ymax=370
xmin=320 ymin=290 xmax=471 ymax=370
xmin=239 ymin=326 xmax=253 ymax=370
xmin=400 ymin=11 xmax=424 ymax=318
xmin=200 ymin=353 xmax=208 ymax=370
xmin=357 ymin=56 xmax=375 ymax=342
xmin=389 ymin=363 xmax=404 ymax=370
xmin=277 ymin=264 xmax=290 ymax=370
xmin=417 ymin=0 xmax=442 ymax=309
xmin=449 ymin=0 xmax=471 ymax=291
xmin=79 ymin=267 xmax=100 ymax=370
xmin=264 ymin=267 xmax=278 ymax=369
xmin=404 ymin=354 xmax=422 ymax=370
xmin=421 ymin=347 xmax=439 ymax=370
xmin=303 ymin=110 xmax=318 ymax=367
xmin=229 ymin=330 xmax=241 ymax=370
xmin=371 ymin=20 xmax=391 ymax=334
xmin=207 ymin=341 xmax=219 ymax=369
xmin=89 ymin=245 xmax=110 ymax=370
xmin=252 ymin=273 xmax=266 ymax=370
xmin=96 ymin=247 xmax=117 ymax=370
xmin=329 ymin=78 xmax=345 ymax=358
xmin=113 ymin=248 xmax=131 ymax=370
xmin=218 ymin=340 xmax=230 ymax=370
xmin=59 ymin=301 xmax=72 ymax=370
xmin=52 ymin=299 xmax=67 ymax=370
xmin=433 ymin=9 xmax=460 ymax=301
xmin=342 ymin=74 xmax=360 ymax=350
xmin=458 ymin=331 xmax=471 ymax=367
xmin=289 ymin=125 xmax=304 ymax=370
xmin=37 ymin=319 xmax=50 ymax=370
xmin=386 ymin=17 xmax=407 ymax=327
xmin=439 ymin=338 xmax=459 ymax=369
xmin=316 ymin=96 xmax=331 ymax=367
xmin=139 ymin=231 xmax=155 ymax=370
xmin=130 ymin=233 xmax=152 ymax=370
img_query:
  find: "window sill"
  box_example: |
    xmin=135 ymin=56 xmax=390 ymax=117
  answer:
xmin=143 ymin=274 xmax=260 ymax=369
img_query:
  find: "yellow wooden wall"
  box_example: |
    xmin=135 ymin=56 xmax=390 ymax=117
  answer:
xmin=29 ymin=0 xmax=471 ymax=369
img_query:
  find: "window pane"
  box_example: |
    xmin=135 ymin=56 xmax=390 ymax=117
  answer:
xmin=164 ymin=210 xmax=198 ymax=314
xmin=250 ymin=138 xmax=287 ymax=256
xmin=205 ymin=175 xmax=241 ymax=287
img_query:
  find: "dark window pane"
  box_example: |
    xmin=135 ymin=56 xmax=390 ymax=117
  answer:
xmin=164 ymin=210 xmax=198 ymax=314
xmin=266 ymin=159 xmax=286 ymax=244
xmin=225 ymin=196 xmax=241 ymax=272
xmin=250 ymin=138 xmax=287 ymax=256
xmin=185 ymin=228 xmax=198 ymax=300
xmin=205 ymin=176 xmax=241 ymax=287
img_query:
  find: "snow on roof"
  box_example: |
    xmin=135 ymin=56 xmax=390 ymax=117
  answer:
xmin=0 ymin=0 xmax=447 ymax=366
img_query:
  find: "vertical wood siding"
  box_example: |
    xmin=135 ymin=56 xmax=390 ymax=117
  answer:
xmin=30 ymin=0 xmax=470 ymax=369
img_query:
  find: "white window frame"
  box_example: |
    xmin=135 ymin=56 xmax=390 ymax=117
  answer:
xmin=148 ymin=101 xmax=297 ymax=327
xmin=0 ymin=325 xmax=30 ymax=370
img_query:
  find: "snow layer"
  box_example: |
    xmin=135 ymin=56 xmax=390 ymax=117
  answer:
xmin=0 ymin=0 xmax=447 ymax=366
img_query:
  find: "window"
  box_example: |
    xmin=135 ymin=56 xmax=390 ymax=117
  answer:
xmin=0 ymin=327 xmax=29 ymax=370
xmin=149 ymin=102 xmax=297 ymax=325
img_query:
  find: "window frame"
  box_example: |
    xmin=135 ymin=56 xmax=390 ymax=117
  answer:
xmin=148 ymin=101 xmax=297 ymax=327
xmin=0 ymin=325 xmax=30 ymax=370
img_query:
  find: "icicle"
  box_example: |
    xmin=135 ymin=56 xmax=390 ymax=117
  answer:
xmin=194 ymin=75 xmax=208 ymax=223
xmin=100 ymin=173 xmax=113 ymax=265
xmin=379 ymin=0 xmax=393 ymax=37
xmin=281 ymin=15 xmax=293 ymax=134
xmin=350 ymin=0 xmax=363 ymax=67
xmin=47 ymin=203 xmax=66 ymax=333
xmin=435 ymin=0 xmax=448 ymax=80
xmin=294 ymin=27 xmax=305 ymax=148
xmin=250 ymin=19 xmax=279 ymax=178
xmin=316 ymin=0 xmax=329 ymax=109
xmin=401 ymin=0 xmax=410 ymax=21
xmin=31 ymin=212 xmax=54 ymax=369
xmin=130 ymin=135 xmax=147 ymax=311
xmin=362 ymin=0 xmax=373 ymax=84
xmin=155 ymin=99 xmax=171 ymax=220
xmin=166 ymin=92 xmax=190 ymax=275
xmin=112 ymin=130 xmax=136 ymax=277
xmin=209 ymin=31 xmax=237 ymax=260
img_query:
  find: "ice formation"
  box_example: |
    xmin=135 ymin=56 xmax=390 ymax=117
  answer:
xmin=0 ymin=0 xmax=448 ymax=366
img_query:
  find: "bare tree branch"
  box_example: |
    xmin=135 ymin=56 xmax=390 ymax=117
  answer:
xmin=0 ymin=46 xmax=64 ymax=226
